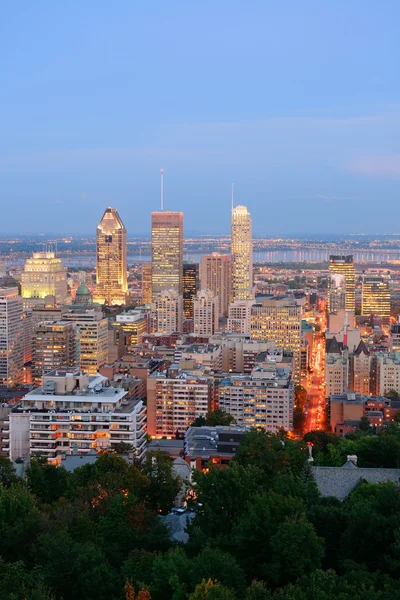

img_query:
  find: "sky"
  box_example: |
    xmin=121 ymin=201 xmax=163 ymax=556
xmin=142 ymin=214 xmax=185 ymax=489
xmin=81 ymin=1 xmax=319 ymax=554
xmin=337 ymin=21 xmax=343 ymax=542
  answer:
xmin=0 ymin=1 xmax=399 ymax=236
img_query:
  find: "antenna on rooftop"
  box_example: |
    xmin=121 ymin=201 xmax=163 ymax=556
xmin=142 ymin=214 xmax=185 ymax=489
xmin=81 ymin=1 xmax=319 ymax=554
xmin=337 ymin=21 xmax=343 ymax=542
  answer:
xmin=160 ymin=168 xmax=164 ymax=211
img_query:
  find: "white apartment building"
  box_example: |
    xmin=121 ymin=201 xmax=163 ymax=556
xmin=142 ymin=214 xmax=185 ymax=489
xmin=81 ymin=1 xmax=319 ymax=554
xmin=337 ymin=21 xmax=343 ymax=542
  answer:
xmin=218 ymin=363 xmax=294 ymax=433
xmin=227 ymin=300 xmax=254 ymax=334
xmin=0 ymin=287 xmax=24 ymax=387
xmin=193 ymin=290 xmax=219 ymax=336
xmin=63 ymin=307 xmax=108 ymax=375
xmin=325 ymin=353 xmax=349 ymax=398
xmin=3 ymin=369 xmax=146 ymax=463
xmin=155 ymin=289 xmax=183 ymax=334
xmin=176 ymin=343 xmax=222 ymax=371
xmin=147 ymin=366 xmax=213 ymax=436
xmin=210 ymin=334 xmax=274 ymax=373
xmin=376 ymin=353 xmax=400 ymax=396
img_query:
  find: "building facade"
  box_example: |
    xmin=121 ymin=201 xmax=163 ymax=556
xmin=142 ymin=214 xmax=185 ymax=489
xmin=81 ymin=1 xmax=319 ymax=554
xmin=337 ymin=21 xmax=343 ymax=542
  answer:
xmin=63 ymin=307 xmax=108 ymax=374
xmin=94 ymin=207 xmax=127 ymax=305
xmin=151 ymin=211 xmax=183 ymax=299
xmin=21 ymin=252 xmax=68 ymax=306
xmin=183 ymin=262 xmax=199 ymax=319
xmin=141 ymin=263 xmax=153 ymax=304
xmin=227 ymin=300 xmax=254 ymax=334
xmin=32 ymin=320 xmax=79 ymax=384
xmin=116 ymin=310 xmax=148 ymax=345
xmin=193 ymin=289 xmax=219 ymax=336
xmin=200 ymin=253 xmax=231 ymax=317
xmin=231 ymin=205 xmax=253 ymax=301
xmin=328 ymin=255 xmax=356 ymax=312
xmin=155 ymin=289 xmax=183 ymax=334
xmin=361 ymin=275 xmax=391 ymax=324
xmin=0 ymin=288 xmax=24 ymax=387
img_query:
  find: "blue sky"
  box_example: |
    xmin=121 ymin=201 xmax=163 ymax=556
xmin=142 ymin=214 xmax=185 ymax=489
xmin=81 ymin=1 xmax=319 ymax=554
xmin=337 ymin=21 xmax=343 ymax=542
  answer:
xmin=0 ymin=1 xmax=399 ymax=235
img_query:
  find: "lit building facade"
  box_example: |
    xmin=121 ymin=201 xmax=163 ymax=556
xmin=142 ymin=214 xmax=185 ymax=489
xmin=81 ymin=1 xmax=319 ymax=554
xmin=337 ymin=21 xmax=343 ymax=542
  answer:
xmin=361 ymin=275 xmax=391 ymax=324
xmin=0 ymin=287 xmax=24 ymax=387
xmin=375 ymin=353 xmax=400 ymax=396
xmin=183 ymin=262 xmax=199 ymax=319
xmin=328 ymin=255 xmax=355 ymax=312
xmin=193 ymin=289 xmax=219 ymax=336
xmin=200 ymin=253 xmax=231 ymax=317
xmin=21 ymin=252 xmax=68 ymax=305
xmin=155 ymin=290 xmax=183 ymax=334
xmin=4 ymin=370 xmax=147 ymax=463
xmin=231 ymin=205 xmax=253 ymax=301
xmin=227 ymin=300 xmax=254 ymax=334
xmin=142 ymin=263 xmax=153 ymax=304
xmin=94 ymin=208 xmax=127 ymax=305
xmin=32 ymin=321 xmax=79 ymax=385
xmin=116 ymin=310 xmax=148 ymax=345
xmin=63 ymin=307 xmax=108 ymax=375
xmin=151 ymin=211 xmax=183 ymax=299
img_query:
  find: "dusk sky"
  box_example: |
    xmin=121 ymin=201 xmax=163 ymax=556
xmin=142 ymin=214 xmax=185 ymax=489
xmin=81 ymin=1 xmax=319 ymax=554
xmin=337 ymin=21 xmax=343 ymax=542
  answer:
xmin=1 ymin=1 xmax=399 ymax=235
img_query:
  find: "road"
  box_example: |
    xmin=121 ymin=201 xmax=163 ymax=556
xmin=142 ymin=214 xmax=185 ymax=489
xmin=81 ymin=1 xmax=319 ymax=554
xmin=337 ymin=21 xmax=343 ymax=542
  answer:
xmin=304 ymin=312 xmax=326 ymax=433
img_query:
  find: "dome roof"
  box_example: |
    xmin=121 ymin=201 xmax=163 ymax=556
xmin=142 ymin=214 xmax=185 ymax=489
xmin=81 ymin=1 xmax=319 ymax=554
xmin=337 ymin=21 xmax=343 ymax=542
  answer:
xmin=76 ymin=283 xmax=90 ymax=296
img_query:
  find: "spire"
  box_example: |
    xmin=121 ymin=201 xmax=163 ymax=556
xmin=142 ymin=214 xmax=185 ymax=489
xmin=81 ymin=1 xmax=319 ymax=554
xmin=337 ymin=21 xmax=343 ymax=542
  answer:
xmin=231 ymin=183 xmax=234 ymax=211
xmin=160 ymin=169 xmax=164 ymax=211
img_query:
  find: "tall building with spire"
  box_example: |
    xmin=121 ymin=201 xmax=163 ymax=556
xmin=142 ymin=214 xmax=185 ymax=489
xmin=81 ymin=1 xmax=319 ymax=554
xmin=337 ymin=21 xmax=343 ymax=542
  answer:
xmin=94 ymin=208 xmax=127 ymax=306
xmin=231 ymin=205 xmax=253 ymax=301
xmin=21 ymin=252 xmax=68 ymax=306
xmin=151 ymin=211 xmax=183 ymax=299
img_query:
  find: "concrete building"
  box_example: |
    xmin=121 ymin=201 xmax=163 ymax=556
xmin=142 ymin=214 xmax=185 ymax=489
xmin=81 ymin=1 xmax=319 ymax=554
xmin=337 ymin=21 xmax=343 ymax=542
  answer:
xmin=107 ymin=324 xmax=126 ymax=364
xmin=94 ymin=207 xmax=127 ymax=306
xmin=329 ymin=392 xmax=365 ymax=432
xmin=32 ymin=321 xmax=79 ymax=385
xmin=218 ymin=362 xmax=294 ymax=433
xmin=0 ymin=287 xmax=24 ymax=387
xmin=141 ymin=263 xmax=152 ymax=304
xmin=390 ymin=318 xmax=400 ymax=353
xmin=210 ymin=334 xmax=274 ymax=373
xmin=30 ymin=297 xmax=65 ymax=327
xmin=227 ymin=299 xmax=253 ymax=334
xmin=3 ymin=369 xmax=146 ymax=463
xmin=200 ymin=253 xmax=231 ymax=317
xmin=116 ymin=310 xmax=147 ymax=345
xmin=193 ymin=290 xmax=219 ymax=336
xmin=361 ymin=275 xmax=391 ymax=324
xmin=328 ymin=255 xmax=356 ymax=313
xmin=375 ymin=353 xmax=400 ymax=396
xmin=231 ymin=205 xmax=253 ymax=301
xmin=349 ymin=340 xmax=371 ymax=396
xmin=184 ymin=425 xmax=250 ymax=471
xmin=63 ymin=307 xmax=108 ymax=375
xmin=21 ymin=252 xmax=68 ymax=307
xmin=147 ymin=365 xmax=213 ymax=437
xmin=250 ymin=296 xmax=302 ymax=382
xmin=151 ymin=211 xmax=183 ymax=299
xmin=183 ymin=262 xmax=199 ymax=320
xmin=178 ymin=343 xmax=222 ymax=371
xmin=155 ymin=289 xmax=183 ymax=334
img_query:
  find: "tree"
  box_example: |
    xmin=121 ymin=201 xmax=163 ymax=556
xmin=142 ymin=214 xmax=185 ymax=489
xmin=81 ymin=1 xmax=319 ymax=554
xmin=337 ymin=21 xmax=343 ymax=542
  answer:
xmin=0 ymin=483 xmax=41 ymax=563
xmin=205 ymin=408 xmax=235 ymax=427
xmin=27 ymin=458 xmax=70 ymax=504
xmin=142 ymin=451 xmax=181 ymax=513
xmin=190 ymin=546 xmax=246 ymax=595
xmin=0 ymin=557 xmax=54 ymax=600
xmin=113 ymin=442 xmax=135 ymax=454
xmin=359 ymin=416 xmax=371 ymax=431
xmin=245 ymin=581 xmax=271 ymax=600
xmin=0 ymin=453 xmax=18 ymax=487
xmin=294 ymin=386 xmax=308 ymax=410
xmin=188 ymin=580 xmax=237 ymax=600
xmin=386 ymin=389 xmax=399 ymax=400
xmin=293 ymin=407 xmax=306 ymax=433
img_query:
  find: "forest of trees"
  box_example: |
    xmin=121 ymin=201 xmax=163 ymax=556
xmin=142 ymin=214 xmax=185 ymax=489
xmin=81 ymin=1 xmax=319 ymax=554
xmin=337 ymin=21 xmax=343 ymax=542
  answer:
xmin=2 ymin=424 xmax=400 ymax=598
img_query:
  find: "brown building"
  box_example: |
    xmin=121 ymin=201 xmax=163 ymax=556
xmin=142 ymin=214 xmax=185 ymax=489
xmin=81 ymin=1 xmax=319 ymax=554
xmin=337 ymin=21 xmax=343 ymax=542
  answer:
xmin=32 ymin=320 xmax=79 ymax=384
xmin=328 ymin=392 xmax=365 ymax=433
xmin=142 ymin=263 xmax=152 ymax=304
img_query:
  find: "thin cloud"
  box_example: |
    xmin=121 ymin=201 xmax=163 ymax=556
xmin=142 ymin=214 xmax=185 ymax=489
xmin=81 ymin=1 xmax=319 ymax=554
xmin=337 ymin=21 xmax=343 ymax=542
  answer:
xmin=346 ymin=155 xmax=400 ymax=177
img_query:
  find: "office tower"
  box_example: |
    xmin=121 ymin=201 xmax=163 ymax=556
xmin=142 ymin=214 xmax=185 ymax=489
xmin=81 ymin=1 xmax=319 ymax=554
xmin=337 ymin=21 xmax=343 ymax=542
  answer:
xmin=154 ymin=289 xmax=183 ymax=334
xmin=147 ymin=365 xmax=213 ymax=436
xmin=361 ymin=275 xmax=391 ymax=324
xmin=5 ymin=370 xmax=147 ymax=463
xmin=227 ymin=300 xmax=254 ymax=334
xmin=94 ymin=207 xmax=127 ymax=306
xmin=63 ymin=307 xmax=108 ymax=374
xmin=328 ymin=273 xmax=346 ymax=313
xmin=151 ymin=211 xmax=183 ymax=299
xmin=116 ymin=310 xmax=148 ymax=345
xmin=251 ymin=296 xmax=302 ymax=382
xmin=193 ymin=290 xmax=219 ymax=335
xmin=328 ymin=255 xmax=355 ymax=312
xmin=183 ymin=262 xmax=199 ymax=319
xmin=390 ymin=318 xmax=400 ymax=353
xmin=200 ymin=253 xmax=231 ymax=317
xmin=22 ymin=310 xmax=33 ymax=365
xmin=231 ymin=205 xmax=253 ymax=301
xmin=218 ymin=362 xmax=293 ymax=433
xmin=21 ymin=252 xmax=68 ymax=306
xmin=0 ymin=288 xmax=24 ymax=387
xmin=142 ymin=263 xmax=152 ymax=304
xmin=32 ymin=321 xmax=79 ymax=384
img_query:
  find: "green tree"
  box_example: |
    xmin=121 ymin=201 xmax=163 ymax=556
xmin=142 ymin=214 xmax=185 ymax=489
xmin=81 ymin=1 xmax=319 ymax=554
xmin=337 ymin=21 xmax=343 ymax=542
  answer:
xmin=205 ymin=408 xmax=236 ymax=427
xmin=359 ymin=416 xmax=371 ymax=431
xmin=190 ymin=546 xmax=246 ymax=595
xmin=0 ymin=453 xmax=18 ymax=487
xmin=386 ymin=389 xmax=399 ymax=400
xmin=142 ymin=451 xmax=181 ymax=514
xmin=0 ymin=483 xmax=41 ymax=563
xmin=294 ymin=386 xmax=308 ymax=410
xmin=188 ymin=579 xmax=237 ymax=600
xmin=0 ymin=557 xmax=54 ymax=600
xmin=245 ymin=580 xmax=271 ymax=600
xmin=27 ymin=458 xmax=70 ymax=504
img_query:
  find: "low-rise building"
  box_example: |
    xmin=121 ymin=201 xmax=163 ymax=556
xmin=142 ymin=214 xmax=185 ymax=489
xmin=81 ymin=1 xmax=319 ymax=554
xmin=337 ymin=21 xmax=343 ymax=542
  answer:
xmin=184 ymin=425 xmax=250 ymax=471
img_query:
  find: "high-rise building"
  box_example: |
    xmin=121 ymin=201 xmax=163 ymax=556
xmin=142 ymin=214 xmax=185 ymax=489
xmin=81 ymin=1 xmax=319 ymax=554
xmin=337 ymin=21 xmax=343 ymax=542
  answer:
xmin=21 ymin=252 xmax=68 ymax=306
xmin=193 ymin=290 xmax=219 ymax=336
xmin=227 ymin=300 xmax=254 ymax=334
xmin=350 ymin=341 xmax=371 ymax=396
xmin=361 ymin=275 xmax=391 ymax=324
xmin=328 ymin=256 xmax=355 ymax=312
xmin=147 ymin=366 xmax=213 ymax=436
xmin=151 ymin=211 xmax=183 ymax=299
xmin=155 ymin=289 xmax=183 ymax=334
xmin=183 ymin=262 xmax=199 ymax=319
xmin=94 ymin=208 xmax=127 ymax=306
xmin=32 ymin=321 xmax=79 ymax=384
xmin=390 ymin=318 xmax=400 ymax=353
xmin=218 ymin=363 xmax=294 ymax=433
xmin=63 ymin=307 xmax=108 ymax=375
xmin=142 ymin=263 xmax=152 ymax=304
xmin=200 ymin=253 xmax=231 ymax=317
xmin=231 ymin=205 xmax=253 ymax=301
xmin=250 ymin=296 xmax=302 ymax=382
xmin=4 ymin=369 xmax=147 ymax=463
xmin=0 ymin=288 xmax=24 ymax=387
xmin=116 ymin=310 xmax=148 ymax=345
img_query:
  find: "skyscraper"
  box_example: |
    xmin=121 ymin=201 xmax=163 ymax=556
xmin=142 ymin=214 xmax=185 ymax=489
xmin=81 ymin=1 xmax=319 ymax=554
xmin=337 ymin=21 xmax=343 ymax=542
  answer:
xmin=32 ymin=321 xmax=79 ymax=384
xmin=0 ymin=287 xmax=24 ymax=387
xmin=94 ymin=208 xmax=127 ymax=306
xmin=21 ymin=252 xmax=68 ymax=306
xmin=231 ymin=205 xmax=253 ymax=301
xmin=63 ymin=307 xmax=108 ymax=375
xmin=183 ymin=262 xmax=199 ymax=319
xmin=361 ymin=275 xmax=391 ymax=324
xmin=141 ymin=263 xmax=152 ymax=304
xmin=193 ymin=289 xmax=219 ymax=335
xmin=151 ymin=211 xmax=183 ymax=299
xmin=155 ymin=289 xmax=183 ymax=334
xmin=328 ymin=256 xmax=355 ymax=312
xmin=200 ymin=253 xmax=231 ymax=317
